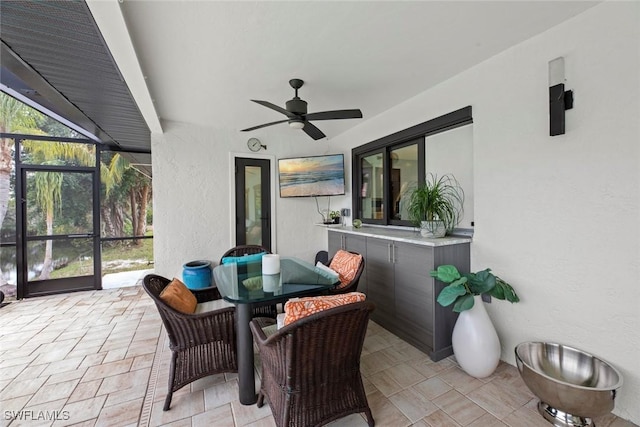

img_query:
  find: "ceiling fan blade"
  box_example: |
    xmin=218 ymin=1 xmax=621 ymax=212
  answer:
xmin=251 ymin=100 xmax=294 ymax=117
xmin=302 ymin=121 xmax=326 ymax=140
xmin=241 ymin=119 xmax=289 ymax=132
xmin=305 ymin=109 xmax=363 ymax=121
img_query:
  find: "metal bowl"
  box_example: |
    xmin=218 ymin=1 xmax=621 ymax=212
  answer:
xmin=515 ymin=342 xmax=623 ymax=427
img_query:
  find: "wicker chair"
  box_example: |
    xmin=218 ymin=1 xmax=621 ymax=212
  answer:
xmin=143 ymin=274 xmax=238 ymax=411
xmin=220 ymin=245 xmax=278 ymax=318
xmin=250 ymin=301 xmax=376 ymax=427
xmin=324 ymin=251 xmax=366 ymax=295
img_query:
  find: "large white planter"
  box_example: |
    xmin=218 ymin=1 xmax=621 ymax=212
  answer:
xmin=452 ymin=295 xmax=501 ymax=378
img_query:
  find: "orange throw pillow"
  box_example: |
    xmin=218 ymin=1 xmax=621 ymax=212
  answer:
xmin=159 ymin=278 xmax=197 ymax=314
xmin=329 ymin=250 xmax=363 ymax=289
xmin=283 ymin=292 xmax=366 ymax=326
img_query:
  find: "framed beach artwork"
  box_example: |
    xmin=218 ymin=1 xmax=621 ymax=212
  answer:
xmin=278 ymin=154 xmax=345 ymax=198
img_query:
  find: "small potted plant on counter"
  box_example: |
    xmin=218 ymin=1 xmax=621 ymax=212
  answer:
xmin=407 ymin=173 xmax=464 ymax=238
xmin=329 ymin=210 xmax=341 ymax=224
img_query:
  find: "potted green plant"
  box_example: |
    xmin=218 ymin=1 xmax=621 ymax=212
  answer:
xmin=329 ymin=210 xmax=341 ymax=224
xmin=430 ymin=264 xmax=519 ymax=378
xmin=430 ymin=264 xmax=519 ymax=312
xmin=407 ymin=173 xmax=464 ymax=237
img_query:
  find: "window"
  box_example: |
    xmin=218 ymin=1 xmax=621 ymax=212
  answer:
xmin=352 ymin=106 xmax=472 ymax=228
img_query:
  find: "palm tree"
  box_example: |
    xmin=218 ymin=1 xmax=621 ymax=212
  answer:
xmin=24 ymin=142 xmax=95 ymax=280
xmin=34 ymin=169 xmax=63 ymax=279
xmin=0 ymin=93 xmax=37 ymax=286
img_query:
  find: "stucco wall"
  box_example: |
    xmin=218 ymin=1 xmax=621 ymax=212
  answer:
xmin=151 ymin=122 xmax=348 ymax=278
xmin=152 ymin=2 xmax=639 ymax=422
xmin=327 ymin=2 xmax=639 ymax=422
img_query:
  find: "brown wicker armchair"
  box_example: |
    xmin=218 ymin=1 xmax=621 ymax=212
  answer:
xmin=315 ymin=250 xmax=365 ymax=295
xmin=220 ymin=245 xmax=278 ymax=318
xmin=328 ymin=251 xmax=365 ymax=295
xmin=250 ymin=301 xmax=376 ymax=427
xmin=143 ymin=274 xmax=238 ymax=411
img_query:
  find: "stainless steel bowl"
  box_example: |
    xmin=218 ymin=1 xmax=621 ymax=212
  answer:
xmin=515 ymin=342 xmax=623 ymax=427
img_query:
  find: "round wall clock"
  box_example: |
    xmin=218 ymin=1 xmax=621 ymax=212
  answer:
xmin=247 ymin=138 xmax=265 ymax=152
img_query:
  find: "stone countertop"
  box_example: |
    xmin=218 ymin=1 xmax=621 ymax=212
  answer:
xmin=324 ymin=225 xmax=472 ymax=247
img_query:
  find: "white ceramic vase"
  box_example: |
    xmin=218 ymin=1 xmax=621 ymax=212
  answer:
xmin=451 ymin=295 xmax=501 ymax=378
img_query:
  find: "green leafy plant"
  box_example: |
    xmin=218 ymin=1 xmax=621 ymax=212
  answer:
xmin=430 ymin=264 xmax=520 ymax=312
xmin=407 ymin=173 xmax=464 ymax=234
xmin=329 ymin=210 xmax=341 ymax=219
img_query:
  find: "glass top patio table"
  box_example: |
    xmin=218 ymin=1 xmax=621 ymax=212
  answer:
xmin=212 ymin=256 xmax=339 ymax=405
xmin=213 ymin=256 xmax=338 ymax=304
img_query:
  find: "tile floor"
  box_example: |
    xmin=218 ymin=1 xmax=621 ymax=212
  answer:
xmin=0 ymin=286 xmax=635 ymax=427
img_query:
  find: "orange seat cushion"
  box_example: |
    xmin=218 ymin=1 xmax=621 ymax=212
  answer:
xmin=159 ymin=278 xmax=198 ymax=314
xmin=329 ymin=250 xmax=363 ymax=289
xmin=283 ymin=292 xmax=366 ymax=326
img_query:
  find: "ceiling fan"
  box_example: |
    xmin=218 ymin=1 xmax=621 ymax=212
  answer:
xmin=241 ymin=79 xmax=363 ymax=140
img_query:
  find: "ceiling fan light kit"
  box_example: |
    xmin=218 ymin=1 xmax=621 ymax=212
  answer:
xmin=241 ymin=78 xmax=363 ymax=140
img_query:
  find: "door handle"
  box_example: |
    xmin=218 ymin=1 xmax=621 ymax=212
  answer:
xmin=387 ymin=243 xmax=392 ymax=263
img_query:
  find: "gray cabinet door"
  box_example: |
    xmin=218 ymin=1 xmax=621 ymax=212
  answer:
xmin=327 ymin=230 xmax=342 ymax=258
xmin=365 ymin=237 xmax=395 ymax=325
xmin=394 ymin=242 xmax=435 ymax=352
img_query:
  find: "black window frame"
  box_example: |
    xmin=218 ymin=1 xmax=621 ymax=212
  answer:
xmin=352 ymin=106 xmax=473 ymax=227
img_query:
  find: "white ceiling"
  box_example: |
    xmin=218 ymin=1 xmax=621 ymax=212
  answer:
xmin=102 ymin=1 xmax=599 ymax=141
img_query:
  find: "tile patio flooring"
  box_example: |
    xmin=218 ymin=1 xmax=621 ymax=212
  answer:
xmin=0 ymin=285 xmax=635 ymax=427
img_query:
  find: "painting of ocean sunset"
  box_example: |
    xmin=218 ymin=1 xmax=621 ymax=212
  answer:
xmin=278 ymin=154 xmax=345 ymax=197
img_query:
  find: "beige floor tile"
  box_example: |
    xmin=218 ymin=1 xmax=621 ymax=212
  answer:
xmin=96 ymin=366 xmax=151 ymax=396
xmin=149 ymin=390 xmax=205 ymax=425
xmin=2 ymin=287 xmax=636 ymax=427
xmin=95 ymin=397 xmax=143 ymax=426
xmin=0 ymin=376 xmax=49 ymax=401
xmin=467 ymin=412 xmax=508 ymax=427
xmin=40 ymin=357 xmax=85 ymax=377
xmin=104 ymin=383 xmax=148 ymax=408
xmin=54 ymin=395 xmax=108 ymax=427
xmin=419 ymin=409 xmax=462 ymax=427
xmin=45 ymin=368 xmax=87 ymax=386
xmin=368 ymin=369 xmax=403 ymax=397
xmin=466 ymin=380 xmax=527 ymax=419
xmin=67 ymin=379 xmax=102 ymax=404
xmin=412 ymin=377 xmax=453 ymax=401
xmin=131 ymin=353 xmax=155 ymax=371
xmin=383 ymin=363 xmax=427 ymax=389
xmin=28 ymin=378 xmax=80 ymax=406
xmin=14 ymin=363 xmax=48 ymax=381
xmin=388 ymin=388 xmax=439 ymax=423
xmin=159 ymin=418 xmax=192 ymax=427
xmin=360 ymin=351 xmax=395 ymax=377
xmin=326 ymin=413 xmax=369 ymax=427
xmin=10 ymin=398 xmax=69 ymax=427
xmin=230 ymin=399 xmax=273 ymax=427
xmin=366 ymin=390 xmax=412 ymax=427
xmin=432 ymin=390 xmax=486 ymax=425
xmin=192 ymin=404 xmax=235 ymax=427
xmin=436 ymin=367 xmax=484 ymax=395
xmin=502 ymin=407 xmax=551 ymax=427
xmin=81 ymin=358 xmax=133 ymax=382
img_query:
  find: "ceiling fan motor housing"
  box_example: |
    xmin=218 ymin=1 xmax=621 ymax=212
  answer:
xmin=286 ymin=98 xmax=307 ymax=115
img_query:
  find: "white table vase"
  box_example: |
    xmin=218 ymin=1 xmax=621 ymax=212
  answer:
xmin=451 ymin=295 xmax=501 ymax=378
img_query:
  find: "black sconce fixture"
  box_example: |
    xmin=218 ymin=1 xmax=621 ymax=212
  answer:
xmin=549 ymin=57 xmax=574 ymax=136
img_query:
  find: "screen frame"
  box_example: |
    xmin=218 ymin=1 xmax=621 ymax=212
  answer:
xmin=278 ymin=153 xmax=346 ymax=198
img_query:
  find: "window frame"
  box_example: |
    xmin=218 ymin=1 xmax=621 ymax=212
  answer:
xmin=352 ymin=106 xmax=472 ymax=228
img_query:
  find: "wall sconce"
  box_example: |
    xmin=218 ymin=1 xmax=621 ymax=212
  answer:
xmin=549 ymin=57 xmax=574 ymax=136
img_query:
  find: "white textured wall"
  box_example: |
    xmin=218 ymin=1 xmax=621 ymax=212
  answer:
xmin=152 ymin=121 xmax=346 ymax=279
xmin=327 ymin=2 xmax=640 ymax=422
xmin=152 ymin=2 xmax=639 ymax=422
